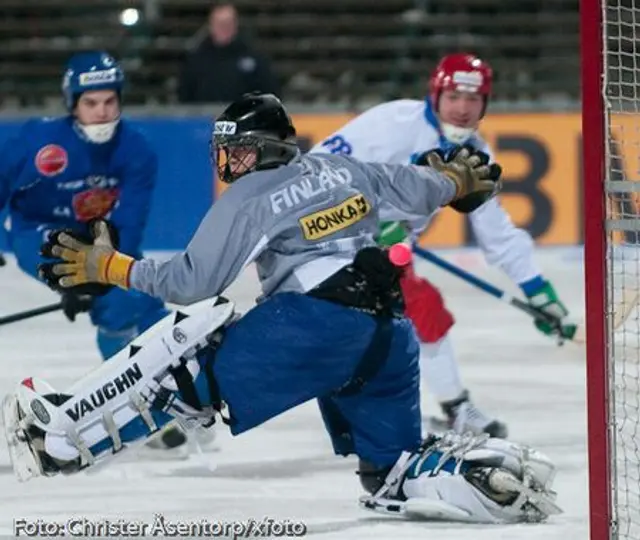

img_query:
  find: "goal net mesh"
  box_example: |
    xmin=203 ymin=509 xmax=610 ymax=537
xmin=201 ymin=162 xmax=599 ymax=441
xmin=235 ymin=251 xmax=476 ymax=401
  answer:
xmin=605 ymin=0 xmax=640 ymax=537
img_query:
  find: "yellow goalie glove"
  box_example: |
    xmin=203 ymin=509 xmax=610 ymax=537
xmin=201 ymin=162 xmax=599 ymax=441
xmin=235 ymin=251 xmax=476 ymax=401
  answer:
xmin=39 ymin=220 xmax=134 ymax=291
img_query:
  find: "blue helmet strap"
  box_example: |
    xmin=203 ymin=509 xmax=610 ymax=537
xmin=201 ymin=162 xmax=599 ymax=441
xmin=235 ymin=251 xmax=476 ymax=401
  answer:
xmin=423 ymin=97 xmax=483 ymax=159
xmin=423 ymin=98 xmax=461 ymax=157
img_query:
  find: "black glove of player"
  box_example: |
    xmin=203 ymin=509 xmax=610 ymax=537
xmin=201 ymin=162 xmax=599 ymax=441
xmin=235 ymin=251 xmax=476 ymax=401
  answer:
xmin=40 ymin=221 xmax=116 ymax=322
xmin=415 ymin=145 xmax=502 ymax=213
xmin=0 ymin=252 xmax=5 ymax=267
xmin=61 ymin=292 xmax=94 ymax=322
xmin=39 ymin=220 xmax=120 ymax=295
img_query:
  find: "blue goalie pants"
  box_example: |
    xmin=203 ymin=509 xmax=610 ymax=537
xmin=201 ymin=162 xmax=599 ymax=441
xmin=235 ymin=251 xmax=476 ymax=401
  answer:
xmin=91 ymin=292 xmax=422 ymax=468
xmin=209 ymin=292 xmax=423 ymax=468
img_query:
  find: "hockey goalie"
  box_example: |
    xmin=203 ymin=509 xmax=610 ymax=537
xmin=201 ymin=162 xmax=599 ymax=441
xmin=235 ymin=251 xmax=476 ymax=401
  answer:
xmin=3 ymin=299 xmax=560 ymax=524
xmin=3 ymin=93 xmax=560 ymax=525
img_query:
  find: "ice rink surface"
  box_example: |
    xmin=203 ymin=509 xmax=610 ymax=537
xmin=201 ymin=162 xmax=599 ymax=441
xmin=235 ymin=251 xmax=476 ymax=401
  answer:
xmin=0 ymin=247 xmax=591 ymax=539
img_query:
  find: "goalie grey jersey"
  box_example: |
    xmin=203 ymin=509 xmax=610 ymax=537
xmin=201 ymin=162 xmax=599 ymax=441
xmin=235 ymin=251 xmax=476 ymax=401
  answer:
xmin=130 ymin=153 xmax=456 ymax=305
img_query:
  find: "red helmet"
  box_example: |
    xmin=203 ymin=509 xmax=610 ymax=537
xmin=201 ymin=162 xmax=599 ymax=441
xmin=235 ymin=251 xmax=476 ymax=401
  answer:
xmin=429 ymin=53 xmax=493 ymax=115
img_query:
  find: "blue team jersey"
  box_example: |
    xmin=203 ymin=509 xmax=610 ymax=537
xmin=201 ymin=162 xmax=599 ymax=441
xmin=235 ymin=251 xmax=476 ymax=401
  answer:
xmin=0 ymin=116 xmax=157 ymax=256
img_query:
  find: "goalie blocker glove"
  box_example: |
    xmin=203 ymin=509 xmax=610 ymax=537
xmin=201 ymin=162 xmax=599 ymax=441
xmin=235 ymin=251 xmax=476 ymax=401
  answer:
xmin=415 ymin=145 xmax=502 ymax=213
xmin=38 ymin=220 xmax=133 ymax=293
xmin=39 ymin=221 xmax=121 ymax=320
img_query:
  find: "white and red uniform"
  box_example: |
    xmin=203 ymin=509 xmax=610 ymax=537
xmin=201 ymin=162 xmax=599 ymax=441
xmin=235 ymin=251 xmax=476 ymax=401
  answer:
xmin=310 ymin=57 xmax=542 ymax=406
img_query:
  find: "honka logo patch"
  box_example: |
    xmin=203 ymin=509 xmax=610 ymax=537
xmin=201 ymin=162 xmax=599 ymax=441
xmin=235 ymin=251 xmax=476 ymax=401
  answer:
xmin=299 ymin=193 xmax=370 ymax=241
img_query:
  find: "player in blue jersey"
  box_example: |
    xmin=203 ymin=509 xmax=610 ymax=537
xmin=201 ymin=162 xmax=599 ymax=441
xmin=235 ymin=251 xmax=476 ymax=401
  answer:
xmin=0 ymin=51 xmax=187 ymax=450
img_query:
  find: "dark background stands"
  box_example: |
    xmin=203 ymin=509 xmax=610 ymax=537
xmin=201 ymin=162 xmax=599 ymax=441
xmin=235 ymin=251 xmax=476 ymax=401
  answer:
xmin=178 ymin=2 xmax=281 ymax=103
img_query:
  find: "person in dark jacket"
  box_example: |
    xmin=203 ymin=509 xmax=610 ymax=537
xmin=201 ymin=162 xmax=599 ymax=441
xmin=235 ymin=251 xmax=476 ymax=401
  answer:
xmin=178 ymin=2 xmax=281 ymax=103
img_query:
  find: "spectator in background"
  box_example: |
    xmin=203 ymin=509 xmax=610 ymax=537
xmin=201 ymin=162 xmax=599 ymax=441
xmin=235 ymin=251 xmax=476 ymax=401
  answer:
xmin=178 ymin=2 xmax=281 ymax=103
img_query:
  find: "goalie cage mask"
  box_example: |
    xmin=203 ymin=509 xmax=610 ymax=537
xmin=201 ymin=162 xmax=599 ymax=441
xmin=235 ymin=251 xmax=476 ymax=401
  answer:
xmin=211 ymin=92 xmax=299 ymax=183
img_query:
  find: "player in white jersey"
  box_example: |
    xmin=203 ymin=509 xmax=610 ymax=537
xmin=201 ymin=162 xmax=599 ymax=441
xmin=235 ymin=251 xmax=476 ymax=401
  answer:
xmin=311 ymin=53 xmax=575 ymax=438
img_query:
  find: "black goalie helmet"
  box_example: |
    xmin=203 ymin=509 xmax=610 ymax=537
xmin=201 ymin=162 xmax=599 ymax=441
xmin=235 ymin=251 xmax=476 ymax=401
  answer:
xmin=212 ymin=92 xmax=299 ymax=183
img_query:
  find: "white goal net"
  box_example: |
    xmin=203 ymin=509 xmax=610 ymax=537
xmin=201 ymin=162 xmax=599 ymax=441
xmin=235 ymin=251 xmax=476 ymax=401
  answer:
xmin=601 ymin=0 xmax=640 ymax=538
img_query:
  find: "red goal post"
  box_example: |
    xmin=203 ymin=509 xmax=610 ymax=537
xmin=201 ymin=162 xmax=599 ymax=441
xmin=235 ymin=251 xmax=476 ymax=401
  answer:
xmin=582 ymin=0 xmax=640 ymax=538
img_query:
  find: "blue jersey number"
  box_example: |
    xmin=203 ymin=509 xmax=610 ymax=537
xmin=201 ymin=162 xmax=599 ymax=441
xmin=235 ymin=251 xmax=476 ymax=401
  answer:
xmin=321 ymin=135 xmax=353 ymax=155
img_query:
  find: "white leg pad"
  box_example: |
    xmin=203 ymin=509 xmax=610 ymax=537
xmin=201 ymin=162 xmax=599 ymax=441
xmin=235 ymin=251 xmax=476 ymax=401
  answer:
xmin=360 ymin=432 xmax=562 ymax=524
xmin=3 ymin=297 xmax=235 ymax=480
